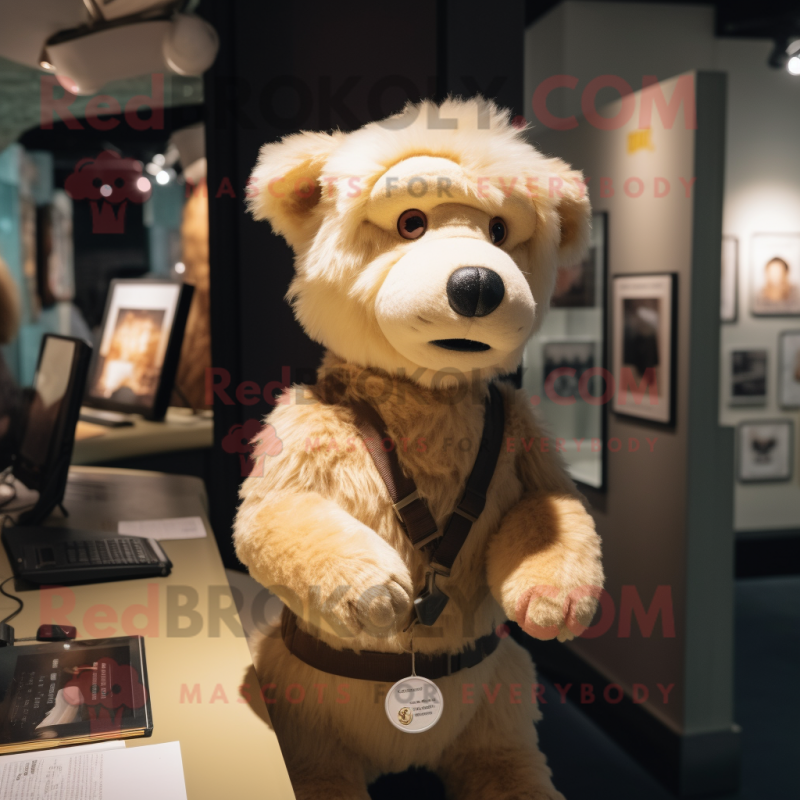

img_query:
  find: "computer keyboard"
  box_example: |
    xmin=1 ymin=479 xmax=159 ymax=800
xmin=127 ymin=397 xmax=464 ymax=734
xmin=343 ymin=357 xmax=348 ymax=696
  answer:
xmin=46 ymin=537 xmax=161 ymax=568
xmin=4 ymin=526 xmax=173 ymax=584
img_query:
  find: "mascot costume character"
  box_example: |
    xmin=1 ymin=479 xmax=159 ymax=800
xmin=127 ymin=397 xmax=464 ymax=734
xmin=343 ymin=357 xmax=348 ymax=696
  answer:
xmin=234 ymin=98 xmax=604 ymax=800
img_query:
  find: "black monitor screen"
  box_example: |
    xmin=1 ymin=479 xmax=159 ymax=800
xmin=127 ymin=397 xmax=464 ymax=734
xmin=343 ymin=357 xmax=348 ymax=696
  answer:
xmin=17 ymin=336 xmax=76 ymax=487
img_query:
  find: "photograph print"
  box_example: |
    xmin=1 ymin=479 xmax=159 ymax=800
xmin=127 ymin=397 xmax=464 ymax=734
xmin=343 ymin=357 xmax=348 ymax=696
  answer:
xmin=751 ymin=233 xmax=800 ymax=316
xmin=729 ymin=348 xmax=768 ymax=406
xmin=737 ymin=420 xmax=794 ymax=482
xmin=613 ymin=273 xmax=676 ymax=425
xmin=551 ymin=212 xmax=606 ymax=308
xmin=779 ymin=331 xmax=800 ymax=408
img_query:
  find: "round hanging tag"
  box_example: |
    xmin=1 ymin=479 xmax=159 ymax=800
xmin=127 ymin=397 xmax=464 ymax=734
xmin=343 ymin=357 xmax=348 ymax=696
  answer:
xmin=385 ymin=675 xmax=444 ymax=733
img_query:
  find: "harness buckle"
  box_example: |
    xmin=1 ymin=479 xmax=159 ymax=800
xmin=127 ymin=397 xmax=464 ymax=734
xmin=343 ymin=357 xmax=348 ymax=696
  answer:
xmin=414 ymin=569 xmax=451 ymax=627
xmin=392 ymin=489 xmax=420 ymax=522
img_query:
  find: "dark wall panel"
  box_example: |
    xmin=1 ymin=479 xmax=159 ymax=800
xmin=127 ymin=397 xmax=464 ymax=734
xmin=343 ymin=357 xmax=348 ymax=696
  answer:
xmin=202 ymin=0 xmax=524 ymax=567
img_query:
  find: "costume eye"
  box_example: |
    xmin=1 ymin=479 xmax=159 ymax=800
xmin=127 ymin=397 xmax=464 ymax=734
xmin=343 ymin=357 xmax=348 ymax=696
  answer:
xmin=490 ymin=217 xmax=507 ymax=245
xmin=398 ymin=209 xmax=427 ymax=240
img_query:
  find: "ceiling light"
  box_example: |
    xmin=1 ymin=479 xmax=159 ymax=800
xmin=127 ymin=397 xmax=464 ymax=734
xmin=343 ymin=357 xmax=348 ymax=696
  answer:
xmin=156 ymin=170 xmax=170 ymax=185
xmin=55 ymin=74 xmax=80 ymax=94
xmin=39 ymin=48 xmax=55 ymax=71
xmin=768 ymin=36 xmax=800 ymax=73
xmin=768 ymin=37 xmax=791 ymax=69
xmin=163 ymin=13 xmax=219 ymax=76
xmin=42 ymin=10 xmax=218 ymax=95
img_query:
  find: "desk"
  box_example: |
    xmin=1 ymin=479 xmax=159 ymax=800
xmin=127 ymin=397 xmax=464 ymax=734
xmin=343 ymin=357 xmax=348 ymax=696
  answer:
xmin=0 ymin=466 xmax=296 ymax=800
xmin=72 ymin=408 xmax=213 ymax=466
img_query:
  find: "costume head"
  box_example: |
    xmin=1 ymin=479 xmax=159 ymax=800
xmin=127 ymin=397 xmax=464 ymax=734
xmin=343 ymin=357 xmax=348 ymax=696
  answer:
xmin=248 ymin=98 xmax=591 ymax=386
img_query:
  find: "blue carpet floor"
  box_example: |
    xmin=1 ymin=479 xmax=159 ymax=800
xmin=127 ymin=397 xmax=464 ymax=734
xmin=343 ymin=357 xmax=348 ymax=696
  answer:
xmin=369 ymin=576 xmax=800 ymax=799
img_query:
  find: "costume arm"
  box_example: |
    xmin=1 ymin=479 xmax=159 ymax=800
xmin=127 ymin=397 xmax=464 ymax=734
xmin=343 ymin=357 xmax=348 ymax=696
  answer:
xmin=486 ymin=388 xmax=604 ymax=640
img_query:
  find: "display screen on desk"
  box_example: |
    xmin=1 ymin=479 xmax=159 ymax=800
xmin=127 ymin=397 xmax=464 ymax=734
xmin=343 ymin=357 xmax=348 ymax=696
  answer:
xmin=86 ymin=282 xmax=180 ymax=409
xmin=84 ymin=280 xmax=193 ymax=421
xmin=17 ymin=336 xmax=76 ymax=488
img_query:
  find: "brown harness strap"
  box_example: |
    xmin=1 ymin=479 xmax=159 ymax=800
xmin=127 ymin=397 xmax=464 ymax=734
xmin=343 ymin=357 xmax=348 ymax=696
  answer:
xmin=278 ymin=384 xmax=507 ymax=680
xmin=281 ymin=607 xmax=501 ymax=683
xmin=428 ymin=382 xmax=505 ymax=576
xmin=354 ymin=383 xmax=506 ymax=627
xmin=352 ymin=399 xmax=440 ymax=549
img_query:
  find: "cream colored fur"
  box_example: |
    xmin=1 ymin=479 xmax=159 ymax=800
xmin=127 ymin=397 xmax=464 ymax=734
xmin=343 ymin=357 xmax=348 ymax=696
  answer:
xmin=236 ymin=98 xmax=603 ymax=800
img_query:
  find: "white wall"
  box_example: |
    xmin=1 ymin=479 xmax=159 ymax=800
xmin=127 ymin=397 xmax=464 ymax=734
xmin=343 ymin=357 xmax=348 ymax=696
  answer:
xmin=526 ymin=1 xmax=800 ymax=534
xmin=715 ymin=38 xmax=800 ymax=533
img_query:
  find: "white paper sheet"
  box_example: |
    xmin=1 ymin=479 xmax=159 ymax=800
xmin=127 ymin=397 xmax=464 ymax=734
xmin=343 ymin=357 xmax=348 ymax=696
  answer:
xmin=117 ymin=516 xmax=207 ymax=540
xmin=103 ymin=742 xmax=188 ymax=800
xmin=0 ymin=742 xmax=187 ymax=800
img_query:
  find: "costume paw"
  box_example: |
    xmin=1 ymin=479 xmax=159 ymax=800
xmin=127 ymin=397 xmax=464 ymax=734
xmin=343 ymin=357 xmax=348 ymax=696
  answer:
xmin=313 ymin=541 xmax=414 ymax=636
xmin=515 ymin=548 xmax=603 ymax=642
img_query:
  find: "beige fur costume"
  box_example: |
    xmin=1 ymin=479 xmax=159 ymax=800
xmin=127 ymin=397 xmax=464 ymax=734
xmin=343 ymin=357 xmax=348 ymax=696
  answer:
xmin=234 ymin=99 xmax=604 ymax=800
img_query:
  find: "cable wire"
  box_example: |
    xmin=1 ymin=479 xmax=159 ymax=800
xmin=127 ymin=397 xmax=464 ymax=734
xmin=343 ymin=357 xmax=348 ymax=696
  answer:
xmin=0 ymin=575 xmax=23 ymax=626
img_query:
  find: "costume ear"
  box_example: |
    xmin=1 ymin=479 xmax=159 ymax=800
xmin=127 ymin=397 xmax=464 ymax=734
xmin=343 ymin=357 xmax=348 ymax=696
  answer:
xmin=546 ymin=158 xmax=592 ymax=266
xmin=248 ymin=130 xmax=341 ymax=250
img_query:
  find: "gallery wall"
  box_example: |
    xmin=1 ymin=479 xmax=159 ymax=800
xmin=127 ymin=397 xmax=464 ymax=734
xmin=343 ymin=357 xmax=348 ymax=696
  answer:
xmin=715 ymin=39 xmax=800 ymax=535
xmin=524 ymin=0 xmax=800 ymax=537
xmin=525 ymin=71 xmax=736 ymax=795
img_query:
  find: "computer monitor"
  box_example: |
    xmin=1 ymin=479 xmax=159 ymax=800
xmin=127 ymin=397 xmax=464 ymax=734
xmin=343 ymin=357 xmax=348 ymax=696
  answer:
xmin=82 ymin=279 xmax=193 ymax=422
xmin=12 ymin=334 xmax=92 ymax=526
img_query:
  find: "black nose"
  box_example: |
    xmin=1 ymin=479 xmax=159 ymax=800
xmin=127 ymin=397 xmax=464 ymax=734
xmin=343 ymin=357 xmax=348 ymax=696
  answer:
xmin=446 ymin=267 xmax=505 ymax=317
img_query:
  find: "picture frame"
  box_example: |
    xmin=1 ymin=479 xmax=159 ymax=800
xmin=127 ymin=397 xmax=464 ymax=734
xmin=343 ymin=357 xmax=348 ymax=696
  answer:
xmin=612 ymin=273 xmax=677 ymax=426
xmin=779 ymin=331 xmax=800 ymax=409
xmin=728 ymin=348 xmax=768 ymax=407
xmin=50 ymin=191 xmax=76 ymax=302
xmin=551 ymin=212 xmax=607 ymax=309
xmin=83 ymin=279 xmax=194 ymax=421
xmin=527 ymin=211 xmax=608 ymax=492
xmin=737 ymin=419 xmax=794 ymax=483
xmin=720 ymin=235 xmax=738 ymax=322
xmin=750 ymin=233 xmax=800 ymax=317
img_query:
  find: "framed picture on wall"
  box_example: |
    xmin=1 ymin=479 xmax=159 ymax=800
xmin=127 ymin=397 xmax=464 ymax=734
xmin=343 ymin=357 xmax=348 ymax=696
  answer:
xmin=750 ymin=233 xmax=800 ymax=316
xmin=720 ymin=236 xmax=738 ymax=322
xmin=551 ymin=212 xmax=607 ymax=308
xmin=779 ymin=331 xmax=800 ymax=408
xmin=737 ymin=420 xmax=794 ymax=483
xmin=612 ymin=273 xmax=677 ymax=425
xmin=728 ymin=348 xmax=768 ymax=406
xmin=36 ymin=194 xmax=76 ymax=309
